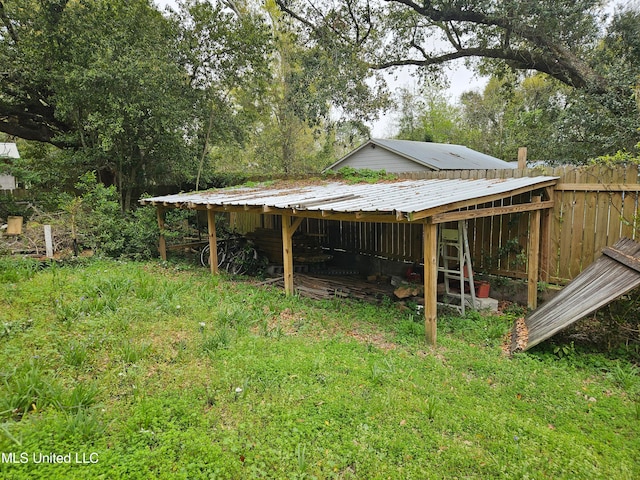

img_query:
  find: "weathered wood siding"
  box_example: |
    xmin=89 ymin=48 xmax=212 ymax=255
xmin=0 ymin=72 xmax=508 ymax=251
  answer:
xmin=330 ymin=145 xmax=430 ymax=173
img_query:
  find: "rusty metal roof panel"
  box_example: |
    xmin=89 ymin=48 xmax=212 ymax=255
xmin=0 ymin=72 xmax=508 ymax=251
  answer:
xmin=141 ymin=177 xmax=557 ymax=217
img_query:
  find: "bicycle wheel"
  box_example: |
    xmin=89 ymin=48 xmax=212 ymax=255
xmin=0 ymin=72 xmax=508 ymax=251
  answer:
xmin=200 ymin=244 xmax=210 ymax=267
xmin=200 ymin=243 xmax=225 ymax=269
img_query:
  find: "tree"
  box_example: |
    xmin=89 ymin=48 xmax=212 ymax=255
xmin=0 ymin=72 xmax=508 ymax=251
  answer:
xmin=0 ymin=0 xmax=275 ymax=207
xmin=394 ymin=86 xmax=462 ymax=143
xmin=0 ymin=0 xmax=75 ymax=145
xmin=0 ymin=0 xmax=194 ymax=208
xmin=276 ymin=0 xmax=608 ymax=91
xmin=206 ymin=0 xmax=385 ymax=175
xmin=169 ymin=0 xmax=273 ymax=185
xmin=457 ymin=74 xmax=568 ymax=161
xmin=275 ymin=1 xmax=640 ymax=157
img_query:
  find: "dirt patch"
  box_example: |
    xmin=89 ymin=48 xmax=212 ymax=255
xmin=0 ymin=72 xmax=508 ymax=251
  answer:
xmin=502 ymin=317 xmax=528 ymax=356
xmin=346 ymin=328 xmax=397 ymax=351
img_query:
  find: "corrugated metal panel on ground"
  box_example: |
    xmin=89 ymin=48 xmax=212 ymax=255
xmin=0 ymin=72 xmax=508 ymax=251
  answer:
xmin=142 ymin=177 xmax=556 ymax=219
xmin=514 ymin=237 xmax=640 ymax=351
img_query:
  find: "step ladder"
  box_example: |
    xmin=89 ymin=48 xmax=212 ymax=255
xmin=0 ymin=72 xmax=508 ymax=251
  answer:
xmin=437 ymin=221 xmax=476 ymax=315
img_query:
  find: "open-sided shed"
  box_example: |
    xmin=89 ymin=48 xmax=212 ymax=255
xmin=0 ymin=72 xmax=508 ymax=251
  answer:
xmin=141 ymin=176 xmax=558 ymax=345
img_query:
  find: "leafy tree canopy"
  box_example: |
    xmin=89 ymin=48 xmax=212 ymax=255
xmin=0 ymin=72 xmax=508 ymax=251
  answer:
xmin=0 ymin=0 xmax=274 ymax=208
xmin=276 ymin=1 xmax=640 ymax=157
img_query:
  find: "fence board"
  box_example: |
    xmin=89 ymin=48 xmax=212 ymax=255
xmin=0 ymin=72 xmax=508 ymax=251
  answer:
xmin=609 ymin=166 xmax=626 ymax=246
xmin=621 ymin=167 xmax=639 ymax=238
xmin=594 ymin=166 xmax=613 ymax=265
xmin=569 ymin=168 xmax=587 ymax=276
xmin=582 ymin=177 xmax=598 ymax=271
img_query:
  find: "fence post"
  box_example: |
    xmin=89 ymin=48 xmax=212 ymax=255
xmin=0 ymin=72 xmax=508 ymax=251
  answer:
xmin=207 ymin=208 xmax=219 ymax=275
xmin=44 ymin=225 xmax=54 ymax=258
xmin=528 ymin=196 xmax=542 ymax=309
xmin=156 ymin=207 xmax=167 ymax=261
xmin=518 ymin=147 xmax=528 ymax=169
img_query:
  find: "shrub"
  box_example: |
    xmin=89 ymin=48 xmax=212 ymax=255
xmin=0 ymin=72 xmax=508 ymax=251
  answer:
xmin=72 ymin=172 xmax=161 ymax=259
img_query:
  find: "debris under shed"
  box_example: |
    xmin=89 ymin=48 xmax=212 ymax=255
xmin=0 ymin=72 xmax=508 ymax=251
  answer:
xmin=257 ymin=274 xmax=396 ymax=303
xmin=511 ymin=237 xmax=640 ymax=352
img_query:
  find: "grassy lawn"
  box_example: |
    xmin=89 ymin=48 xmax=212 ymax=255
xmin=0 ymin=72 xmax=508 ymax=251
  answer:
xmin=0 ymin=257 xmax=638 ymax=479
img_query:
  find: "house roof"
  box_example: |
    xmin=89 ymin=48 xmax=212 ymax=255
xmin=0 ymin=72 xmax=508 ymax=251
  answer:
xmin=141 ymin=176 xmax=557 ymax=223
xmin=326 ymin=139 xmax=515 ymax=171
xmin=0 ymin=143 xmax=20 ymax=159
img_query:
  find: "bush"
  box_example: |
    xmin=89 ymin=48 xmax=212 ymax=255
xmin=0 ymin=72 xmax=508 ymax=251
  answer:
xmin=73 ymin=172 xmax=160 ymax=259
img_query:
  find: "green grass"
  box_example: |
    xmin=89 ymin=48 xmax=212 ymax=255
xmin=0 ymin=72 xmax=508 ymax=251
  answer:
xmin=0 ymin=257 xmax=638 ymax=479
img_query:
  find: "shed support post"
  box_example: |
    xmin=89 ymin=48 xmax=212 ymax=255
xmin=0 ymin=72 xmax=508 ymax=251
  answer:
xmin=282 ymin=215 xmax=304 ymax=295
xmin=539 ymin=188 xmax=553 ymax=283
xmin=423 ymin=221 xmax=438 ymax=346
xmin=207 ymin=208 xmax=219 ymax=275
xmin=157 ymin=207 xmax=167 ymax=261
xmin=528 ymin=196 xmax=542 ymax=309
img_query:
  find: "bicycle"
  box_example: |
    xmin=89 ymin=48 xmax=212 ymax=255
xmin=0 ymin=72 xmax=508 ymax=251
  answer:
xmin=200 ymin=236 xmax=263 ymax=275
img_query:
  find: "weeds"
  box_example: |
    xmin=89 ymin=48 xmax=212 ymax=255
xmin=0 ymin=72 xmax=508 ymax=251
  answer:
xmin=607 ymin=361 xmax=639 ymax=391
xmin=62 ymin=383 xmax=100 ymax=412
xmin=370 ymin=362 xmax=388 ymax=386
xmin=201 ymin=328 xmax=232 ymax=354
xmin=119 ymin=341 xmax=151 ymax=364
xmin=0 ymin=360 xmax=59 ymax=420
xmin=60 ymin=340 xmax=88 ymax=367
xmin=296 ymin=443 xmax=308 ymax=474
xmin=553 ymin=341 xmax=576 ymax=359
xmin=54 ymin=298 xmax=81 ymax=323
xmin=59 ymin=408 xmax=105 ymax=440
xmin=0 ymin=422 xmax=22 ymax=446
xmin=424 ymin=396 xmax=439 ymax=421
xmin=1 ymin=319 xmax=34 ymax=340
xmin=0 ymin=257 xmax=40 ymax=283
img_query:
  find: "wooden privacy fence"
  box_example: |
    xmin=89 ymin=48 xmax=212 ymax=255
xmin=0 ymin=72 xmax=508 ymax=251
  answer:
xmin=229 ymin=165 xmax=639 ymax=285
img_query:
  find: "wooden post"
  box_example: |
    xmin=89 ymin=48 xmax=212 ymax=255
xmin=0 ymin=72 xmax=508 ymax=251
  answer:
xmin=207 ymin=208 xmax=219 ymax=275
xmin=281 ymin=215 xmax=304 ymax=296
xmin=423 ymin=221 xmax=438 ymax=346
xmin=540 ymin=195 xmax=552 ymax=283
xmin=518 ymin=147 xmax=528 ymax=169
xmin=157 ymin=207 xmax=167 ymax=261
xmin=528 ymin=196 xmax=542 ymax=310
xmin=44 ymin=225 xmax=54 ymax=258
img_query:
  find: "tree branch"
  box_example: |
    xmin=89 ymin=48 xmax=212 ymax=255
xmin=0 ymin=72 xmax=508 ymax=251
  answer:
xmin=0 ymin=98 xmax=73 ymax=146
xmin=372 ymin=45 xmax=605 ymax=92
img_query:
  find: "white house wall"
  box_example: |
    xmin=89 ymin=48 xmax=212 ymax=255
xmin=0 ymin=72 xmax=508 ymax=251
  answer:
xmin=331 ymin=146 xmax=430 ymax=173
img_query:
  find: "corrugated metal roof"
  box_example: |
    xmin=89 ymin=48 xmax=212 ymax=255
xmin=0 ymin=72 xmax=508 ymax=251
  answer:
xmin=371 ymin=139 xmax=515 ymax=170
xmin=142 ymin=176 xmax=557 ymax=219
